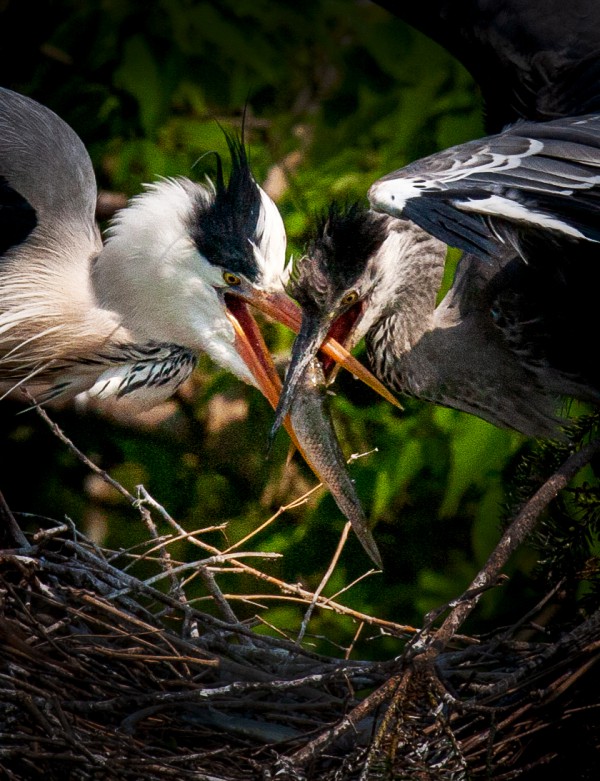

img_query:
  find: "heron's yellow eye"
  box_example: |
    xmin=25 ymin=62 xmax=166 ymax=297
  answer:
xmin=341 ymin=290 xmax=359 ymax=306
xmin=223 ymin=271 xmax=241 ymax=286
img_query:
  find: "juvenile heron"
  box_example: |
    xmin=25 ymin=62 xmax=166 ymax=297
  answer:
xmin=273 ymin=198 xmax=599 ymax=439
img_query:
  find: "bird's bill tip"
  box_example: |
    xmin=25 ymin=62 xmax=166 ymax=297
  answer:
xmin=319 ymin=335 xmax=402 ymax=410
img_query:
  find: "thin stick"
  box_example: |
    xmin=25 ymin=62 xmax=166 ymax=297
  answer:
xmin=297 ymin=521 xmax=351 ymax=644
xmin=345 ymin=621 xmax=365 ymax=660
xmin=0 ymin=488 xmax=30 ymax=549
xmin=222 ymin=484 xmax=322 ymax=554
xmin=430 ymin=436 xmax=600 ymax=655
xmin=30 ymin=396 xmax=137 ymax=505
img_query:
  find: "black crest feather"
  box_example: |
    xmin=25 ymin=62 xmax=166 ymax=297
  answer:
xmin=191 ymin=128 xmax=262 ymax=281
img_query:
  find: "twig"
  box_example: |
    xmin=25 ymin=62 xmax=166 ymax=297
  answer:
xmin=297 ymin=522 xmax=351 ymax=644
xmin=119 ymin=528 xmax=224 ymax=571
xmin=30 ymin=396 xmax=137 ymax=505
xmin=136 ymin=488 xmax=414 ymax=636
xmin=429 ymin=436 xmax=600 ymax=655
xmin=222 ymin=483 xmax=322 ymax=554
xmin=108 ymin=551 xmax=281 ymax=598
xmin=345 ymin=621 xmax=365 ymax=660
xmin=0 ymin=488 xmax=30 ymax=549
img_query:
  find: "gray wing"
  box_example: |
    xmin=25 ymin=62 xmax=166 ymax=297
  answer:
xmin=368 ymin=114 xmax=600 ymax=260
xmin=0 ymin=88 xmax=105 ymax=392
xmin=0 ymin=87 xmax=99 ymax=262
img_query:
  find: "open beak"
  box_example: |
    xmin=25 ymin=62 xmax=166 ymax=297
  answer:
xmin=268 ymin=292 xmax=400 ymax=445
xmin=224 ymin=294 xmax=382 ymax=567
xmin=237 ymin=286 xmax=400 ymax=410
xmin=224 ymin=295 xmax=282 ymax=411
xmin=223 ymin=295 xmax=306 ymax=452
xmin=225 ymin=286 xmax=382 ymax=567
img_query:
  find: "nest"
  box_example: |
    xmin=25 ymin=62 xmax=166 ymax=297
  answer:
xmin=1 ymin=416 xmax=599 ymax=780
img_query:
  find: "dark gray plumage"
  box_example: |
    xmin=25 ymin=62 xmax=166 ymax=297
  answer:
xmin=351 ymin=1 xmax=600 ymax=435
xmin=374 ymin=0 xmax=600 ymax=133
xmin=276 ymin=202 xmax=599 ymax=439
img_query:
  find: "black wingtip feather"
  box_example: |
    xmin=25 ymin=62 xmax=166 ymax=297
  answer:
xmin=402 ymin=198 xmax=502 ymax=261
xmin=0 ymin=175 xmax=38 ymax=259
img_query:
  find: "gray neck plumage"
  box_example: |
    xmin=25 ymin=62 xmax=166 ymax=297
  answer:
xmin=366 ymin=236 xmax=600 ymax=437
xmin=364 ymin=218 xmax=447 ymax=376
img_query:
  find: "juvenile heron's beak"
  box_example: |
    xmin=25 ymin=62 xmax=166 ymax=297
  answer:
xmin=222 ymin=295 xmax=339 ymax=465
xmin=268 ymin=292 xmax=400 ymax=446
xmin=268 ymin=307 xmax=331 ymax=445
xmin=235 ymin=285 xmax=399 ymax=409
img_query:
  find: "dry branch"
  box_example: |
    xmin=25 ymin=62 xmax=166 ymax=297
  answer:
xmin=1 ymin=412 xmax=599 ymax=779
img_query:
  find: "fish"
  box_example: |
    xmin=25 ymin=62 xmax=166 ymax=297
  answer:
xmin=288 ymin=356 xmax=382 ymax=568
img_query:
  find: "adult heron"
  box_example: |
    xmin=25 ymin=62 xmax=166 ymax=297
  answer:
xmin=272 ymin=197 xmax=599 ymax=442
xmin=364 ymin=0 xmax=600 ymax=430
xmin=0 ymin=87 xmax=396 ymax=563
xmin=0 ymin=87 xmax=391 ymax=413
xmin=0 ymin=86 xmax=287 ymax=408
xmin=366 ymin=0 xmax=600 ymax=309
xmin=373 ymin=0 xmax=600 ymax=133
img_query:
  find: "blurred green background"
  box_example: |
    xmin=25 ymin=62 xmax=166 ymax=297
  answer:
xmin=1 ymin=0 xmax=594 ymax=658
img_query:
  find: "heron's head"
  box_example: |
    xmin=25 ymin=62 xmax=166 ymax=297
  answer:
xmin=93 ymin=133 xmax=299 ymax=397
xmin=190 ymin=135 xmax=288 ymax=297
xmin=291 ymin=203 xmax=390 ymax=353
xmin=270 ymin=202 xmax=397 ymax=440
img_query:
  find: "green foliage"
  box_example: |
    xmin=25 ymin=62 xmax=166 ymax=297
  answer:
xmin=1 ymin=0 xmax=595 ymax=658
xmin=506 ymin=414 xmax=600 ymax=615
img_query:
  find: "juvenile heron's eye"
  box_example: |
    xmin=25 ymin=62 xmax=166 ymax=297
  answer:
xmin=341 ymin=290 xmax=359 ymax=306
xmin=223 ymin=271 xmax=241 ymax=286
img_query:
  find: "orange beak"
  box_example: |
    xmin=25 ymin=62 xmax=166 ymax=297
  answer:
xmin=224 ymin=296 xmax=305 ymax=454
xmin=241 ymin=288 xmax=400 ymax=409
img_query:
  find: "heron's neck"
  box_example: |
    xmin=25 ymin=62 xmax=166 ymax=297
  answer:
xmin=364 ymin=220 xmax=447 ymax=357
xmin=92 ymin=179 xmax=227 ymax=348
